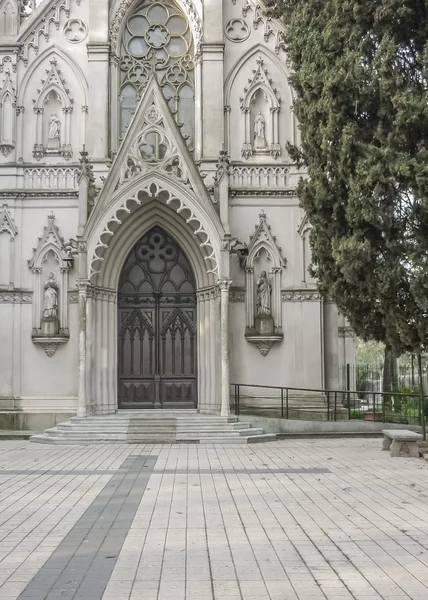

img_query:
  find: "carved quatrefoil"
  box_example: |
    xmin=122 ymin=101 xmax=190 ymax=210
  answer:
xmin=63 ymin=19 xmax=88 ymax=44
xmin=225 ymin=18 xmax=251 ymax=43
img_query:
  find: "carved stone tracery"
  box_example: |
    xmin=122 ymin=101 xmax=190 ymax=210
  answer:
xmin=118 ymin=0 xmax=195 ymax=146
xmin=119 ymin=101 xmax=192 ymax=190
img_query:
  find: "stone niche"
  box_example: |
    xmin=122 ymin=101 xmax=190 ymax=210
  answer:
xmin=243 ymin=211 xmax=286 ymax=356
xmin=28 ymin=214 xmax=71 ymax=357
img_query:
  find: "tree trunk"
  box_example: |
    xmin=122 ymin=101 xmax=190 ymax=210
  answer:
xmin=382 ymin=344 xmax=398 ymax=393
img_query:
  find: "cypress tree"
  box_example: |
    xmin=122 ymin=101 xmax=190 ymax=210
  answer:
xmin=271 ymin=0 xmax=428 ymax=353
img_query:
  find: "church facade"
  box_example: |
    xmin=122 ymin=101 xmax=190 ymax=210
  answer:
xmin=0 ymin=0 xmax=354 ymax=426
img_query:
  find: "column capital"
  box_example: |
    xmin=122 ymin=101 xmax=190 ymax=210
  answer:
xmin=218 ymin=278 xmax=232 ymax=292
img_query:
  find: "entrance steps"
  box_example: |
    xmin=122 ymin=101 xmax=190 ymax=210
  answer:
xmin=30 ymin=410 xmax=276 ymax=444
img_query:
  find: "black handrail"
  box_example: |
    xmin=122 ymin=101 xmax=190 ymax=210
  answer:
xmin=230 ymin=382 xmax=427 ymax=427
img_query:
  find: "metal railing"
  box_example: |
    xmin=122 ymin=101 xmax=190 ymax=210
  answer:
xmin=231 ymin=383 xmax=428 ymax=426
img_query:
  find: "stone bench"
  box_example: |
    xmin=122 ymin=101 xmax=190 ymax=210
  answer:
xmin=382 ymin=430 xmax=423 ymax=457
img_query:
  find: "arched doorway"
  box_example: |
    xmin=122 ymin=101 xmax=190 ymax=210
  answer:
xmin=117 ymin=226 xmax=197 ymax=409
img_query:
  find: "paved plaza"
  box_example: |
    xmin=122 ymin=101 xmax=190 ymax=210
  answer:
xmin=0 ymin=439 xmax=427 ymax=600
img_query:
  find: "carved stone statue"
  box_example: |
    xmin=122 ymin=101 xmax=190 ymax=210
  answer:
xmin=43 ymin=272 xmax=59 ymax=319
xmin=256 ymin=270 xmax=271 ymax=316
xmin=254 ymin=111 xmax=266 ymax=149
xmin=47 ymin=112 xmax=61 ymax=150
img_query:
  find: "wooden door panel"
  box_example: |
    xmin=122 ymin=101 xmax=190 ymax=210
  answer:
xmin=118 ymin=227 xmax=197 ymax=409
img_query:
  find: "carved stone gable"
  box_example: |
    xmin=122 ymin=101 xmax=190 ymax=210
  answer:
xmin=0 ymin=203 xmax=17 ymax=238
xmin=118 ymin=97 xmax=192 ymax=190
xmin=246 ymin=210 xmax=286 ymax=268
xmin=97 ymin=76 xmax=213 ymax=205
xmin=240 ymin=57 xmax=281 ymax=111
xmin=35 ymin=58 xmax=73 ymax=110
xmin=28 ymin=212 xmax=68 ymax=270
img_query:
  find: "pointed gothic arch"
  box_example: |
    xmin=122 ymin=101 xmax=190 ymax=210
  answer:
xmin=87 ymin=173 xmax=223 ymax=284
xmin=85 ymin=199 xmax=221 ymax=417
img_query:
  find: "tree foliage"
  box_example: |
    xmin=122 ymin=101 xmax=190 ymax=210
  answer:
xmin=270 ymin=0 xmax=428 ymax=353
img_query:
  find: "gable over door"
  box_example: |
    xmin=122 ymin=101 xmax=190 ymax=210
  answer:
xmin=118 ymin=226 xmax=197 ymax=409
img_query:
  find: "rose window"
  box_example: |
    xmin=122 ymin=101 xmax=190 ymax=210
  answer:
xmin=119 ymin=0 xmax=195 ymax=146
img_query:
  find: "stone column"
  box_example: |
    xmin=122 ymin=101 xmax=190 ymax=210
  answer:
xmin=219 ymin=278 xmax=232 ymax=417
xmin=77 ymin=280 xmax=88 ymax=418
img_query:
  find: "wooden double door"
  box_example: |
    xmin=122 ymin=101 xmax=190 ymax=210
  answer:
xmin=118 ymin=227 xmax=197 ymax=409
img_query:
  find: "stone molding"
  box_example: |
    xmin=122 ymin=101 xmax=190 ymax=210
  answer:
xmin=228 ymin=290 xmax=324 ymax=302
xmin=281 ymin=290 xmax=322 ymax=302
xmin=90 ymin=286 xmax=117 ymax=302
xmin=0 ymin=291 xmax=32 ymax=303
xmin=197 ymin=286 xmax=218 ymax=301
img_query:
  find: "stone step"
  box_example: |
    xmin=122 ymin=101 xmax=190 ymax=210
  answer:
xmin=236 ymin=428 xmax=264 ymax=436
xmin=57 ymin=423 xmax=245 ymax=432
xmin=30 ymin=413 xmax=273 ymax=445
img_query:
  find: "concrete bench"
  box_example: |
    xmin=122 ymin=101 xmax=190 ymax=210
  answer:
xmin=382 ymin=430 xmax=423 ymax=457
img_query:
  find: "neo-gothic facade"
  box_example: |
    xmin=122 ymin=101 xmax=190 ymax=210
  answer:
xmin=0 ymin=0 xmax=354 ymax=423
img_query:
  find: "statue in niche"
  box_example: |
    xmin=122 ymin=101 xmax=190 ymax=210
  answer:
xmin=254 ymin=111 xmax=266 ymax=149
xmin=256 ymin=270 xmax=271 ymax=316
xmin=43 ymin=272 xmax=59 ymax=319
xmin=47 ymin=112 xmax=61 ymax=150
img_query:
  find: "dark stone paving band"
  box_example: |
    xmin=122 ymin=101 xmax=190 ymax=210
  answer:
xmin=17 ymin=455 xmax=157 ymax=600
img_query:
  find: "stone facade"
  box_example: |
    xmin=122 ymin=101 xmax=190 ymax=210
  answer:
xmin=0 ymin=0 xmax=355 ymax=419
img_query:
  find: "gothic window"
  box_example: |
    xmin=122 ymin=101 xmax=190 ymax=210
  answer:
xmin=119 ymin=0 xmax=195 ymax=146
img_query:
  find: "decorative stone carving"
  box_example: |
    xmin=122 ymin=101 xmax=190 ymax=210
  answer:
xmin=0 ymin=71 xmax=16 ymax=157
xmin=37 ymin=340 xmax=67 ymax=358
xmin=110 ymin=0 xmax=202 ymax=59
xmin=248 ymin=339 xmax=280 ymax=357
xmin=90 ymin=182 xmax=219 ymax=280
xmin=63 ymin=18 xmax=88 ymax=43
xmin=118 ymin=100 xmax=192 ymax=190
xmin=0 ymin=203 xmax=17 ymax=238
xmin=229 ymin=166 xmax=288 ymax=190
xmin=239 ymin=0 xmax=286 ymax=55
xmin=18 ymin=0 xmax=77 ymax=65
xmin=243 ymin=211 xmax=285 ymax=355
xmin=28 ymin=214 xmax=71 ymax=355
xmin=225 ymin=18 xmax=250 ymax=43
xmin=32 ymin=58 xmax=73 ymax=160
xmin=230 ymin=290 xmax=245 ymax=303
xmin=240 ymin=57 xmax=281 ymax=159
xmin=0 ymin=203 xmax=17 ymax=288
xmin=0 ymin=291 xmax=32 ymax=303
xmin=117 ymin=0 xmax=196 ymax=144
xmin=281 ymin=290 xmax=322 ymax=302
xmin=24 ymin=167 xmax=79 ymax=189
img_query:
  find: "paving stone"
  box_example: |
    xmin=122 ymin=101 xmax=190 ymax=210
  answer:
xmin=0 ymin=440 xmax=427 ymax=599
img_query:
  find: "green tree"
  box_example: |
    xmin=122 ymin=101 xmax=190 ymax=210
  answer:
xmin=270 ymin=0 xmax=428 ymax=354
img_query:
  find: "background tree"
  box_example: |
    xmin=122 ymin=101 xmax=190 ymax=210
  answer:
xmin=270 ymin=0 xmax=428 ymax=355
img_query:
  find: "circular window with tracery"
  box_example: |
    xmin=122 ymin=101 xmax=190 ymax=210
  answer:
xmin=119 ymin=0 xmax=195 ymax=145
